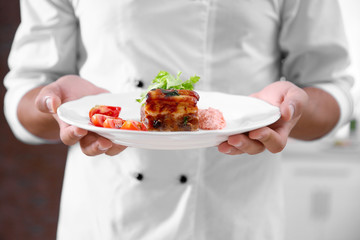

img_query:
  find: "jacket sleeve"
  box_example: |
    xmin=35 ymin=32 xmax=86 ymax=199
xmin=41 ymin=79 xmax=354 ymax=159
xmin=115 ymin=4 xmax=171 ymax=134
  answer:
xmin=279 ymin=0 xmax=356 ymax=136
xmin=3 ymin=0 xmax=78 ymax=144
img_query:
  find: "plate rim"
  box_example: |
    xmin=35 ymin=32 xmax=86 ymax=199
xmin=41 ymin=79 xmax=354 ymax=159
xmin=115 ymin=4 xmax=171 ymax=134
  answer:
xmin=57 ymin=91 xmax=281 ymax=149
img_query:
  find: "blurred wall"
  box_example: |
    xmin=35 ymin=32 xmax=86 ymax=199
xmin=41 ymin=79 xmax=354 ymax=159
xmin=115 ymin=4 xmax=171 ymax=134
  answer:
xmin=0 ymin=1 xmax=67 ymax=240
xmin=340 ymin=0 xmax=360 ymax=119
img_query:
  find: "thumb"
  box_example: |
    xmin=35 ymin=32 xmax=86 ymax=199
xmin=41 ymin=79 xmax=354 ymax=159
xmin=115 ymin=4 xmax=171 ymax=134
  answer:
xmin=280 ymin=102 xmax=295 ymax=122
xmin=281 ymin=86 xmax=309 ymax=122
xmin=35 ymin=85 xmax=62 ymax=114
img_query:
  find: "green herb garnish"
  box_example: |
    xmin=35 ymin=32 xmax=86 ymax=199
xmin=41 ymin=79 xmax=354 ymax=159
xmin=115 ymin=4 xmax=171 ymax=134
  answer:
xmin=136 ymin=71 xmax=200 ymax=103
xmin=183 ymin=116 xmax=189 ymax=126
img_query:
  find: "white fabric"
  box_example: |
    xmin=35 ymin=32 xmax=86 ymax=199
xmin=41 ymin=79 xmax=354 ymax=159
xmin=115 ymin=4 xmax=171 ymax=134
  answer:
xmin=3 ymin=0 xmax=355 ymax=239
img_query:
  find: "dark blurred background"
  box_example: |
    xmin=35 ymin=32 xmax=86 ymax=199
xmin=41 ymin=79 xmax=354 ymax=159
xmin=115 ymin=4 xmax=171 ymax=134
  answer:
xmin=0 ymin=1 xmax=67 ymax=239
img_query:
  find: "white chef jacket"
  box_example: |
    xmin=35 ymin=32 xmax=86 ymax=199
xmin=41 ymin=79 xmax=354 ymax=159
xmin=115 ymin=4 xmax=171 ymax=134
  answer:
xmin=3 ymin=0 xmax=355 ymax=239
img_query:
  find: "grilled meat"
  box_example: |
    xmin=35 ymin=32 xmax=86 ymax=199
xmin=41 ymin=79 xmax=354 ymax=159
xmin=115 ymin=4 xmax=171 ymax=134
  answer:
xmin=141 ymin=89 xmax=200 ymax=131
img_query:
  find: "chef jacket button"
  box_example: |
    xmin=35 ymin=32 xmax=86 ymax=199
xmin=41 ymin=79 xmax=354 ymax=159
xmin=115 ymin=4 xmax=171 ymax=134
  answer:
xmin=179 ymin=175 xmax=188 ymax=184
xmin=134 ymin=172 xmax=144 ymax=181
xmin=134 ymin=79 xmax=144 ymax=88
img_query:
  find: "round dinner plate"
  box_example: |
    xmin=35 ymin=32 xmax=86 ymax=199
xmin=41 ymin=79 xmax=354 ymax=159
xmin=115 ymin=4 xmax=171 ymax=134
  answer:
xmin=57 ymin=91 xmax=280 ymax=150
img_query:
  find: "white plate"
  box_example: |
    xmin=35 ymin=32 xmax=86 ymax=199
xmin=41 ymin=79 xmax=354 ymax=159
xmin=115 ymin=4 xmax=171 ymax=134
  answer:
xmin=57 ymin=91 xmax=280 ymax=150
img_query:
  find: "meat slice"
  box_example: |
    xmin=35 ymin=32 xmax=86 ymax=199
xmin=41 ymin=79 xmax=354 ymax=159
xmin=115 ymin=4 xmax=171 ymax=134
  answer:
xmin=141 ymin=89 xmax=200 ymax=131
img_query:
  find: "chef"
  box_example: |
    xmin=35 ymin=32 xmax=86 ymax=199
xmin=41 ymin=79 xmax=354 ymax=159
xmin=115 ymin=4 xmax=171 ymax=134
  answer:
xmin=3 ymin=0 xmax=355 ymax=239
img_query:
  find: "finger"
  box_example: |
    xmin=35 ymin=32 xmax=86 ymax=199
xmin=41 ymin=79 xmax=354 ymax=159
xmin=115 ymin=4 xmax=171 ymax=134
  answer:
xmin=218 ymin=134 xmax=266 ymax=155
xmin=49 ymin=114 xmax=87 ymax=145
xmin=249 ymin=127 xmax=287 ymax=153
xmin=59 ymin=124 xmax=88 ymax=146
xmin=105 ymin=144 xmax=127 ymax=156
xmin=35 ymin=84 xmax=62 ymax=114
xmin=279 ymin=87 xmax=308 ymax=122
xmin=227 ymin=134 xmax=265 ymax=155
xmin=79 ymin=133 xmax=113 ymax=156
xmin=279 ymin=103 xmax=294 ymax=122
xmin=218 ymin=141 xmax=245 ymax=155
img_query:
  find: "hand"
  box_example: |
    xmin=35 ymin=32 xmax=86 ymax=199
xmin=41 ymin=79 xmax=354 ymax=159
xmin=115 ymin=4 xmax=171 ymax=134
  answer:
xmin=35 ymin=75 xmax=127 ymax=156
xmin=218 ymin=81 xmax=308 ymax=155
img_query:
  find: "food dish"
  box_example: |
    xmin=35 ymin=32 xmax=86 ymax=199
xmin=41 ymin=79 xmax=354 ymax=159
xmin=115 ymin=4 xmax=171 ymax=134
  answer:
xmin=57 ymin=91 xmax=281 ymax=150
xmin=141 ymin=89 xmax=200 ymax=131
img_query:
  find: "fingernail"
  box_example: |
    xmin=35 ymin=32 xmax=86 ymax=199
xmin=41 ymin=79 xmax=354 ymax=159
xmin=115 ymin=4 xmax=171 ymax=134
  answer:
xmin=234 ymin=142 xmax=243 ymax=148
xmin=252 ymin=134 xmax=263 ymax=140
xmin=225 ymin=148 xmax=232 ymax=154
xmin=98 ymin=145 xmax=110 ymax=151
xmin=45 ymin=96 xmax=54 ymax=113
xmin=74 ymin=132 xmax=85 ymax=138
xmin=289 ymin=104 xmax=295 ymax=119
